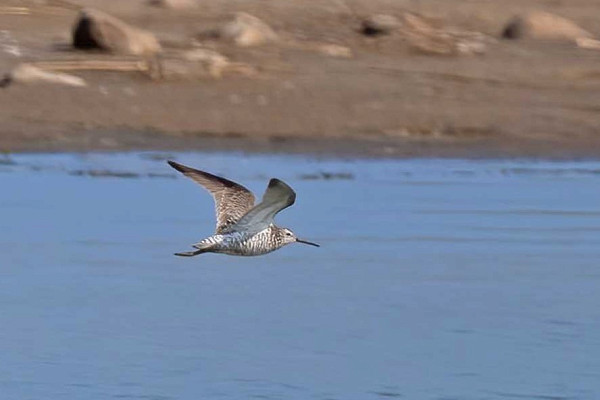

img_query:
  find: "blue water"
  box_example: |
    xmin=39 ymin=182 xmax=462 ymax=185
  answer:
xmin=1 ymin=153 xmax=600 ymax=400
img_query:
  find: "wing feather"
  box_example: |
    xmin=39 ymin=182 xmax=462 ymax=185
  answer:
xmin=168 ymin=161 xmax=255 ymax=233
xmin=225 ymin=178 xmax=296 ymax=233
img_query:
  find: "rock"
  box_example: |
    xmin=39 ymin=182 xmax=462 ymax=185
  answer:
xmin=149 ymin=50 xmax=256 ymax=80
xmin=218 ymin=12 xmax=278 ymax=47
xmin=2 ymin=63 xmax=86 ymax=87
xmin=182 ymin=48 xmax=230 ymax=76
xmin=183 ymin=48 xmax=228 ymax=64
xmin=317 ymin=43 xmax=352 ymax=58
xmin=154 ymin=59 xmax=256 ymax=80
xmin=361 ymin=14 xmax=402 ymax=36
xmin=147 ymin=0 xmax=197 ymax=9
xmin=576 ymin=37 xmax=600 ymax=50
xmin=403 ymin=13 xmax=489 ymax=56
xmin=72 ymin=8 xmax=161 ymax=55
xmin=360 ymin=12 xmax=491 ymax=56
xmin=453 ymin=32 xmax=489 ymax=55
xmin=502 ymin=11 xmax=592 ymax=41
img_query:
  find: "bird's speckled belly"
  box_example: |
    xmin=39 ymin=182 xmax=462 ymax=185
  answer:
xmin=200 ymin=228 xmax=280 ymax=256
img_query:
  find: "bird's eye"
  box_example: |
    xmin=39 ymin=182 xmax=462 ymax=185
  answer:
xmin=286 ymin=232 xmax=292 ymax=236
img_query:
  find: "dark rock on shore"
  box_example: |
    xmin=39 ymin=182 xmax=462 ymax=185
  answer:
xmin=73 ymin=8 xmax=161 ymax=55
xmin=502 ymin=11 xmax=592 ymax=41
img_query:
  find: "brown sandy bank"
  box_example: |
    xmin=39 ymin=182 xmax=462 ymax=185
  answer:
xmin=1 ymin=0 xmax=600 ymax=158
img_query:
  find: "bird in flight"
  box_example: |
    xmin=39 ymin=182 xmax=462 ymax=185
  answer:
xmin=168 ymin=161 xmax=320 ymax=257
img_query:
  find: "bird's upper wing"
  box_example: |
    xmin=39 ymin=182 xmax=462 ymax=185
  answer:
xmin=224 ymin=178 xmax=296 ymax=233
xmin=168 ymin=161 xmax=255 ymax=234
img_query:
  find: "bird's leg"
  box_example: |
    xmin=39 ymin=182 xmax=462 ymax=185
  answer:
xmin=175 ymin=238 xmax=219 ymax=257
xmin=174 ymin=249 xmax=207 ymax=257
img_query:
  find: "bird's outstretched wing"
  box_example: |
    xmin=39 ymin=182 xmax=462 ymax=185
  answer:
xmin=224 ymin=178 xmax=296 ymax=233
xmin=168 ymin=161 xmax=255 ymax=234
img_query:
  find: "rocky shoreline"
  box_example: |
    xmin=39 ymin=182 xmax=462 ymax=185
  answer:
xmin=1 ymin=0 xmax=599 ymax=157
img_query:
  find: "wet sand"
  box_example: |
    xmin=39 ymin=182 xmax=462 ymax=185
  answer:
xmin=1 ymin=0 xmax=600 ymax=157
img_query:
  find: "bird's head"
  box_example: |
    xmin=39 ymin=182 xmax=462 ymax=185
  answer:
xmin=279 ymin=227 xmax=320 ymax=248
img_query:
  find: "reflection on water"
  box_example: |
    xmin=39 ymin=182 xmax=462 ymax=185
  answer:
xmin=1 ymin=153 xmax=600 ymax=400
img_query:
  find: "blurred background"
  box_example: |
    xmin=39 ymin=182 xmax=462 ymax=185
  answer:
xmin=1 ymin=0 xmax=600 ymax=156
xmin=1 ymin=1 xmax=600 ymax=400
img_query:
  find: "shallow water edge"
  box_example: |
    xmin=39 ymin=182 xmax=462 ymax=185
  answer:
xmin=3 ymin=128 xmax=600 ymax=160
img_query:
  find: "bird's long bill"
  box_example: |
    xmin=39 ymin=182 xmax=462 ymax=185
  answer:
xmin=296 ymin=238 xmax=320 ymax=247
